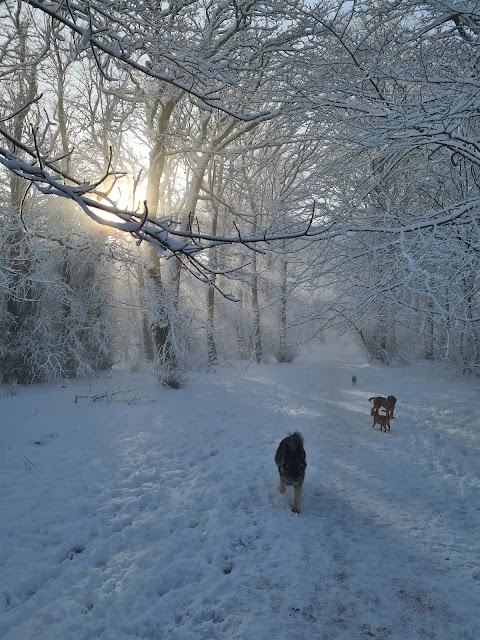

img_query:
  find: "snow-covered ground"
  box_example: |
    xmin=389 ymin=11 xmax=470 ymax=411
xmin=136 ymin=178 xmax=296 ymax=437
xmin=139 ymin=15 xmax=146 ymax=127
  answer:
xmin=0 ymin=341 xmax=479 ymax=640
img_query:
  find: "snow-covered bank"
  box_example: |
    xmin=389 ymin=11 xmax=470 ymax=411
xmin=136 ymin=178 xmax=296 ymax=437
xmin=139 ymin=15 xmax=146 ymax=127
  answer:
xmin=0 ymin=343 xmax=479 ymax=639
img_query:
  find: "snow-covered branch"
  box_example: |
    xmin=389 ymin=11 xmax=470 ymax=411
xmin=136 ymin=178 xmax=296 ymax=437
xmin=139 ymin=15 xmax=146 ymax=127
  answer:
xmin=23 ymin=0 xmax=268 ymax=120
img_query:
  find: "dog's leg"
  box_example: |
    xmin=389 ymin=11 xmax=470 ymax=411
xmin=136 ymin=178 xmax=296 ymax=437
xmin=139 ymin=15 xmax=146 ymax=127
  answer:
xmin=279 ymin=477 xmax=286 ymax=494
xmin=292 ymin=483 xmax=303 ymax=513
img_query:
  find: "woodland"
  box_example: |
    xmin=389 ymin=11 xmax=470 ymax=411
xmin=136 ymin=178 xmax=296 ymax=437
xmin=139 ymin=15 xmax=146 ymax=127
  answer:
xmin=1 ymin=0 xmax=480 ymax=385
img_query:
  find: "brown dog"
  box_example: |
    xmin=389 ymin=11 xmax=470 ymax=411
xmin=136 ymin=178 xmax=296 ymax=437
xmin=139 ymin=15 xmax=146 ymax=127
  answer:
xmin=371 ymin=408 xmax=390 ymax=432
xmin=275 ymin=432 xmax=307 ymax=513
xmin=369 ymin=395 xmax=397 ymax=418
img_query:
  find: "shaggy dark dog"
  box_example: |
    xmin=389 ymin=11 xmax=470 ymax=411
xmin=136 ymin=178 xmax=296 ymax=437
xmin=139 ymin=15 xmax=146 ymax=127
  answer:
xmin=352 ymin=375 xmax=357 ymax=386
xmin=275 ymin=432 xmax=307 ymax=513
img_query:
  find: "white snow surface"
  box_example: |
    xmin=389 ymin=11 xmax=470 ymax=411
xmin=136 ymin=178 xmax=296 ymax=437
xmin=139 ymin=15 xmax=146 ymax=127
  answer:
xmin=0 ymin=341 xmax=479 ymax=640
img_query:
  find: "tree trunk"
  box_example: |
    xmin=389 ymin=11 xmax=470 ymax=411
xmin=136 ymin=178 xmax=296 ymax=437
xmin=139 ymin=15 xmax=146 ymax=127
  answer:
xmin=146 ymin=99 xmax=176 ymax=216
xmin=207 ymin=285 xmax=218 ymax=367
xmin=251 ymin=252 xmax=263 ymax=364
xmin=143 ymin=100 xmax=179 ymax=379
xmin=145 ymin=243 xmax=177 ymax=372
xmin=278 ymin=250 xmax=288 ymax=362
xmin=170 ymin=152 xmax=209 ymax=298
xmin=206 ymin=166 xmax=221 ymax=367
xmin=425 ymin=297 xmax=434 ymax=360
xmin=3 ymin=44 xmax=38 ymax=382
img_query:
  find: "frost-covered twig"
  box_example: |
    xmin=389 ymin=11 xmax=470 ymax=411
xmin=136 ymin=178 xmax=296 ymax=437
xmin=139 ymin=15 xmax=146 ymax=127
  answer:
xmin=24 ymin=456 xmax=37 ymax=470
xmin=74 ymin=380 xmax=156 ymax=404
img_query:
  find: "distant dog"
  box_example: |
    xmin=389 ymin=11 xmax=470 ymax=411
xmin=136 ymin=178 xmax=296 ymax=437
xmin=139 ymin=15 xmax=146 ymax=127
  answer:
xmin=369 ymin=395 xmax=397 ymax=418
xmin=371 ymin=408 xmax=390 ymax=432
xmin=275 ymin=432 xmax=307 ymax=513
xmin=352 ymin=376 xmax=357 ymax=386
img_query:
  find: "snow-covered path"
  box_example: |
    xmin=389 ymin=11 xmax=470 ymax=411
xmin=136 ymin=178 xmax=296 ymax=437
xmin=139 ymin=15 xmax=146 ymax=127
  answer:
xmin=0 ymin=342 xmax=479 ymax=639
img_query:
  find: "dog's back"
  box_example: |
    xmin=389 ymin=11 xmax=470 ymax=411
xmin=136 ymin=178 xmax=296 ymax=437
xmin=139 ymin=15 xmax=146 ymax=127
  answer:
xmin=369 ymin=395 xmax=397 ymax=418
xmin=369 ymin=396 xmax=387 ymax=412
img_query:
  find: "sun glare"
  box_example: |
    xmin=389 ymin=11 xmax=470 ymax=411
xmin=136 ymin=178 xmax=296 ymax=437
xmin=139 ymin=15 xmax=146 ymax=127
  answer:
xmin=93 ymin=175 xmax=148 ymax=225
